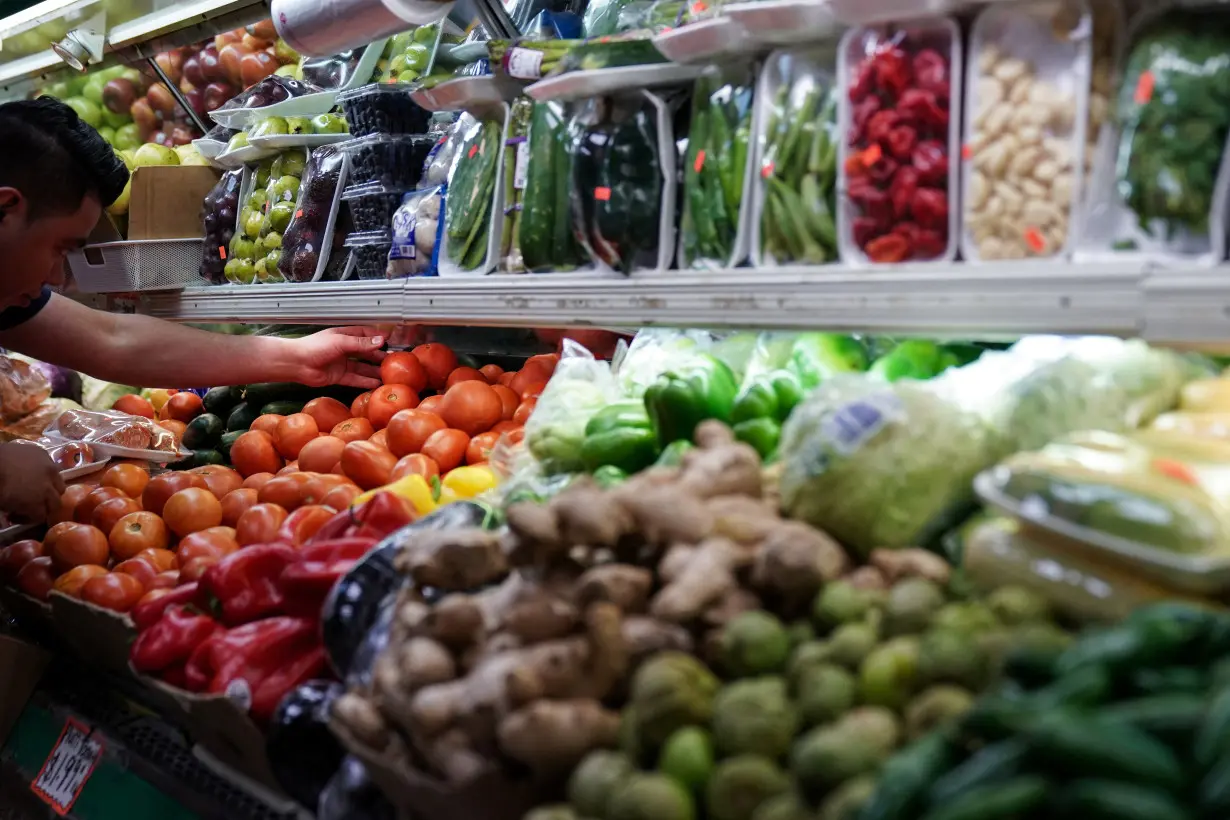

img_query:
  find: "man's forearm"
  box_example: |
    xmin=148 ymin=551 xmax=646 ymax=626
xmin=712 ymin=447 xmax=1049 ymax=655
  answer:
xmin=0 ymin=295 xmax=306 ymax=387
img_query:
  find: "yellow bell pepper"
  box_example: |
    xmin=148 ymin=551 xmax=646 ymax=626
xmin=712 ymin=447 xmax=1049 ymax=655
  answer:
xmin=441 ymin=465 xmax=498 ymax=499
xmin=142 ymin=388 xmax=176 ymax=413
xmin=353 ymin=474 xmax=437 ymax=516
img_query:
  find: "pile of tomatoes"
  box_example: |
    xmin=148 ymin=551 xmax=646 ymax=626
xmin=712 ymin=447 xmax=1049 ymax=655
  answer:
xmin=227 ymin=343 xmax=553 ymax=488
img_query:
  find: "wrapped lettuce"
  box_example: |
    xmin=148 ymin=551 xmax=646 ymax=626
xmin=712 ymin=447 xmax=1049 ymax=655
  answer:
xmin=525 ymin=341 xmax=620 ymax=474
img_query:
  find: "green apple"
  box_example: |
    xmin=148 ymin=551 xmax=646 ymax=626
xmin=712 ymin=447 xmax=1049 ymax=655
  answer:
xmin=42 ymin=81 xmax=71 ymax=99
xmin=112 ymin=124 xmax=141 ymax=151
xmin=404 ymin=43 xmax=431 ymax=72
xmin=285 ymin=117 xmax=311 ymax=135
xmin=106 ymin=178 xmax=131 ymax=216
xmin=388 ymin=33 xmax=414 ymax=54
xmin=262 ymin=231 xmax=283 ymax=252
xmin=242 ymin=208 xmax=264 ymax=239
xmin=132 ymin=143 xmax=180 ymax=167
xmin=413 ymin=23 xmax=437 ymax=44
xmin=64 ymin=97 xmax=102 ymax=128
xmin=275 ymin=64 xmax=298 ymax=78
xmin=102 ymin=108 xmax=130 ymax=130
xmin=267 ymin=201 xmax=295 ymax=233
xmin=272 ymin=150 xmax=307 ymax=179
xmin=82 ymin=77 xmax=106 ymax=104
xmin=268 ymin=175 xmax=300 ymax=203
xmin=248 ymin=189 xmax=269 ymax=212
xmin=230 ymin=236 xmax=259 ymax=260
xmin=224 ymin=258 xmax=256 ymax=284
xmin=253 ymin=257 xmax=268 ymax=281
xmin=226 ymin=132 xmax=250 ymax=152
xmin=264 ymin=249 xmax=284 ymax=275
xmin=251 ymin=117 xmax=289 ymax=138
xmin=97 ymin=126 xmax=115 ymax=145
xmin=255 ymin=159 xmax=274 ymax=188
xmin=176 ymin=145 xmax=212 ymax=166
xmin=274 ymin=39 xmax=300 ymax=64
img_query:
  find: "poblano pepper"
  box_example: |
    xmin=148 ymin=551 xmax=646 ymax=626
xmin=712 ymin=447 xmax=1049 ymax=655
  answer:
xmin=731 ymin=370 xmax=804 ymax=425
xmin=644 ymin=355 xmax=739 ymax=446
xmin=580 ymin=401 xmax=660 ymax=473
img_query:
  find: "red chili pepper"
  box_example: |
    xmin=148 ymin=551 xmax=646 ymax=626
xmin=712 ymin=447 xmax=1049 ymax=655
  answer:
xmin=912 ymin=140 xmax=949 ymax=186
xmin=865 ymin=234 xmax=912 ymax=263
xmin=872 ymin=45 xmax=912 ymax=99
xmin=913 ymin=229 xmax=947 ymax=259
xmin=848 ymin=182 xmax=893 ymax=229
xmin=865 ymin=109 xmax=900 ymax=146
xmin=279 ymin=536 xmax=376 ymax=618
xmin=892 ymin=221 xmax=922 ymax=244
xmin=912 ymin=49 xmax=950 ymax=101
xmin=867 ymin=155 xmax=899 ymax=186
xmin=890 ymin=166 xmax=921 ymax=219
xmin=130 ymin=605 xmax=222 ymax=674
xmin=132 ymin=583 xmax=202 ymax=632
xmin=852 ymin=217 xmax=883 ymax=248
xmin=848 ymin=59 xmax=877 ymax=103
xmin=849 ymin=96 xmax=882 ymax=144
xmin=886 ymin=125 xmax=918 ymax=161
xmin=201 ymin=544 xmax=299 ymax=626
xmin=897 ymin=89 xmax=948 ymax=131
xmin=912 ymin=188 xmax=949 ymax=230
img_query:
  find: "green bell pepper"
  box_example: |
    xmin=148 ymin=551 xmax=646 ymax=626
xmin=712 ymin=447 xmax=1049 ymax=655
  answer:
xmin=869 ymin=339 xmax=947 ymax=382
xmin=592 ymin=465 xmax=628 ymax=487
xmin=731 ymin=370 xmax=805 ymax=425
xmin=788 ymin=333 xmax=867 ymax=389
xmin=644 ymin=355 xmax=739 ymax=446
xmin=580 ymin=401 xmax=660 ymax=473
xmin=655 ymin=439 xmax=694 ymax=467
xmin=733 ymin=417 xmax=780 ymax=460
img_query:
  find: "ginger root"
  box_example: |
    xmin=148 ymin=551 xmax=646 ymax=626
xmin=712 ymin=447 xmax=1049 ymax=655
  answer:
xmin=611 ymin=484 xmax=715 ymax=547
xmin=870 ymin=548 xmax=951 ymax=585
xmin=497 ymin=699 xmax=621 ymax=777
xmin=397 ymin=528 xmax=509 ymax=592
xmin=622 ymin=616 xmax=694 ymax=666
xmin=650 ymin=537 xmax=741 ymax=624
xmin=707 ymin=495 xmax=781 ymax=544
xmin=845 ymin=566 xmax=889 ymax=591
xmin=752 ymin=521 xmax=850 ymax=612
xmin=419 ymin=728 xmax=488 ymax=784
xmin=576 ymin=564 xmax=654 ymax=612
xmin=678 ymin=422 xmax=763 ymax=499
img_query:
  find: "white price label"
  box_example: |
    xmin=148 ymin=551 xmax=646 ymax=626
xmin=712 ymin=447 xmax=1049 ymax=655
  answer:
xmin=506 ymin=47 xmax=545 ymax=80
xmin=31 ymin=719 xmax=104 ymax=815
xmin=513 ymin=140 xmax=530 ymax=190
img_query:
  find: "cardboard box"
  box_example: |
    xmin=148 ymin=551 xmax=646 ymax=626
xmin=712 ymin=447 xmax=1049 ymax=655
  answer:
xmin=126 ymin=165 xmax=220 ymax=240
xmin=0 ymin=635 xmax=50 ymax=746
xmin=49 ymin=591 xmax=136 ymax=675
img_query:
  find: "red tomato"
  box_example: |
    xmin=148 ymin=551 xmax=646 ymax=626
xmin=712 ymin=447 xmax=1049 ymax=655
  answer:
xmin=259 ymin=475 xmax=311 ymax=511
xmin=438 ymin=381 xmax=504 ymax=437
xmin=49 ymin=523 xmax=109 ymax=573
xmin=498 ymin=371 xmax=516 ymax=387
xmin=445 ymin=367 xmax=486 ymax=389
xmin=142 ymin=472 xmax=207 ymax=517
xmin=302 ymin=397 xmax=352 ymax=434
xmin=149 ymin=571 xmax=179 ymax=590
xmin=190 ymin=465 xmax=244 ymax=500
xmin=299 ymin=436 xmax=346 ymax=473
xmin=513 ymin=398 xmax=538 ymax=425
xmin=421 ymin=429 xmax=469 ymax=473
xmin=392 ymin=453 xmax=440 ymax=482
xmin=52 ymin=564 xmax=108 ymax=598
xmin=92 ymin=495 xmax=142 ymax=536
xmin=417 ymin=395 xmax=443 ymax=415
xmin=351 ymin=392 xmax=372 ymax=419
xmin=158 ymin=419 xmax=187 ymax=443
xmin=242 ymin=472 xmax=276 ymax=491
xmin=367 ymin=384 xmax=419 ymax=430
xmin=369 ymin=429 xmax=390 ymax=451
xmin=162 ymin=487 xmax=224 ymax=538
xmin=466 ymin=431 xmax=502 ymax=465
xmin=162 ymin=392 xmax=204 ymax=422
xmin=277 ymin=505 xmax=334 ymax=546
xmin=17 ymin=557 xmax=56 ymax=600
xmin=220 ymin=488 xmax=259 ymax=527
xmin=112 ymin=394 xmax=154 ymax=418
xmin=52 ymin=484 xmax=92 ymax=525
xmin=0 ymin=539 xmax=43 ymax=580
xmin=380 ymin=351 xmax=428 ymax=392
xmin=112 ymin=558 xmax=157 ymax=588
xmin=235 ymin=503 xmax=288 ymax=546
xmin=109 ymin=511 xmax=169 ymax=560
xmin=230 ymin=430 xmax=283 ymax=477
xmin=82 ymin=572 xmax=145 ymax=612
xmin=100 ymin=463 xmax=150 ymax=498
xmin=320 ymin=483 xmax=360 ymax=511
xmin=411 ymin=343 xmax=458 ymax=390
xmin=278 ymin=461 xmax=300 ymax=475
xmin=134 ymin=548 xmax=178 ymax=572
xmin=385 ymin=409 xmax=447 ymax=457
xmin=250 ymin=414 xmax=284 ymax=435
xmin=332 ymin=417 xmax=375 ymax=443
xmin=178 ymin=556 xmax=217 ymax=584
xmin=491 ymin=385 xmax=519 ymax=421
xmin=479 ymin=364 xmax=504 ymax=383
xmin=274 ymin=413 xmax=320 ymax=460
xmin=176 ymin=527 xmax=238 ymax=558
xmin=74 ymin=486 xmax=126 ymax=524
xmin=340 ymin=440 xmax=397 ymax=489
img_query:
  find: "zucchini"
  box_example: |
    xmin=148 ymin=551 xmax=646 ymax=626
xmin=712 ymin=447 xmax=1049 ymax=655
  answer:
xmin=1101 ymin=694 xmax=1205 ymax=750
xmin=202 ymin=385 xmax=242 ymax=416
xmin=191 ymin=449 xmax=225 ymax=467
xmin=261 ymin=399 xmax=306 ymax=416
xmin=1196 ymin=681 xmax=1230 ymax=769
xmin=917 ymin=776 xmax=1048 ymax=820
xmin=1025 ymin=712 xmax=1185 ymax=792
xmin=242 ymin=382 xmax=309 ymax=409
xmin=1058 ymin=779 xmax=1190 ymax=820
xmin=927 ymin=739 xmax=1029 ymax=806
xmin=226 ymin=402 xmax=259 ymax=432
xmin=218 ymin=430 xmax=244 ymax=460
xmin=1199 ymin=753 xmax=1230 ymax=815
xmin=519 ymin=101 xmax=556 ymax=270
xmin=1032 ymin=664 xmax=1112 ymax=709
xmin=859 ymin=733 xmax=954 ymax=820
xmin=183 ymin=413 xmax=225 ymax=450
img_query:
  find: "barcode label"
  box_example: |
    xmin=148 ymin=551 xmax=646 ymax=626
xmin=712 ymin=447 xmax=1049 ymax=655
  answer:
xmin=514 ymin=141 xmax=530 ymax=190
xmin=31 ymin=719 xmax=104 ymax=815
xmin=506 ymin=48 xmax=545 ymax=80
xmin=820 ymin=393 xmax=902 ymax=455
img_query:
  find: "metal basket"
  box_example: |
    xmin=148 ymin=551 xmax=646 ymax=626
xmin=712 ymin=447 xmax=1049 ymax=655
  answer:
xmin=67 ymin=239 xmax=206 ymax=293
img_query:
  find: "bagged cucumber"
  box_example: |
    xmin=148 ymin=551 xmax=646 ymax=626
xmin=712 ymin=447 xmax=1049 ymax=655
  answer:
xmin=681 ymin=66 xmax=755 ymax=269
xmin=444 ymin=113 xmax=504 ymax=272
xmin=501 ymin=97 xmax=533 ymax=272
xmin=519 ymin=100 xmax=584 ymax=272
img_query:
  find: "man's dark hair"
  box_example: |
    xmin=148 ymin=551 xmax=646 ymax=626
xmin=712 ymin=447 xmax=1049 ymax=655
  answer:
xmin=0 ymin=96 xmax=129 ymax=216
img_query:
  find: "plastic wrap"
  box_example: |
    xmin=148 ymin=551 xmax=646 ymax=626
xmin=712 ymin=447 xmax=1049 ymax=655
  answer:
xmin=373 ymin=24 xmax=442 ymax=85
xmin=525 ymin=340 xmax=621 ymax=474
xmin=37 ymin=438 xmax=101 ymax=472
xmin=345 ymin=231 xmax=393 ymax=280
xmin=302 ymin=50 xmax=366 ymax=90
xmin=255 ymin=148 xmax=311 ymax=284
xmin=338 ymin=84 xmax=434 ymax=138
xmin=838 ymin=18 xmax=960 ymax=264
xmin=0 ymin=356 xmax=51 ymax=422
xmin=200 ymin=170 xmax=242 ymax=285
xmin=1080 ymin=0 xmax=1123 ymax=207
xmin=681 ymin=66 xmax=755 ymax=269
xmin=44 ymin=408 xmax=186 ymax=457
xmin=213 ymin=76 xmax=314 ymax=116
xmin=386 ymin=187 xmax=443 ymax=277
xmin=1180 ymin=377 xmax=1230 ymax=413
xmin=443 ymin=114 xmax=505 ymax=272
xmin=499 ymin=97 xmax=534 ymax=272
xmin=612 ymin=328 xmax=716 ymax=399
xmin=962 ymin=1 xmax=1090 ymax=261
xmin=754 ymin=49 xmax=838 ymax=267
xmin=341 ymin=134 xmax=435 ymax=189
xmin=518 ymin=100 xmax=585 ymax=272
xmin=279 ymin=145 xmax=346 ymax=282
xmin=779 ymin=374 xmax=994 ymax=553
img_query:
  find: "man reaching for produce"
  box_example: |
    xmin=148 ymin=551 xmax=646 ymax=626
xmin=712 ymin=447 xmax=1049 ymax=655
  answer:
xmin=0 ymin=97 xmax=386 ymax=522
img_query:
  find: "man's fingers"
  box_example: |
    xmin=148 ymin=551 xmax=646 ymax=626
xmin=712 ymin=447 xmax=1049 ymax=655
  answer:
xmin=49 ymin=470 xmax=65 ymax=496
xmin=337 ymin=372 xmax=382 ymax=389
xmin=348 ymin=361 xmax=382 ymax=380
xmin=333 ymin=333 xmax=387 ymax=361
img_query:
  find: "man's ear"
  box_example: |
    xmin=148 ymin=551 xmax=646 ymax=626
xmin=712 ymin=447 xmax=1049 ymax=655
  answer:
xmin=0 ymin=187 xmax=25 ymax=223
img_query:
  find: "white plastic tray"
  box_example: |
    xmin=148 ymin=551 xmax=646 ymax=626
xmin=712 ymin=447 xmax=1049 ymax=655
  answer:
xmin=652 ymin=18 xmax=753 ymax=63
xmin=411 ymin=75 xmax=526 ymax=113
xmin=90 ymin=441 xmax=190 ymax=463
xmin=526 ymin=64 xmax=705 ymax=103
xmin=61 ymin=458 xmax=110 ymax=480
xmin=828 ymin=0 xmax=965 ymax=25
xmin=723 ymin=0 xmax=841 ymax=46
xmin=214 ymin=144 xmax=280 ymax=166
xmin=249 ymin=132 xmax=351 ymax=149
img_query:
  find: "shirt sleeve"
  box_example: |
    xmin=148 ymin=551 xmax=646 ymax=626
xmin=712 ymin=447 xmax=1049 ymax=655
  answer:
xmin=0 ymin=287 xmax=50 ymax=331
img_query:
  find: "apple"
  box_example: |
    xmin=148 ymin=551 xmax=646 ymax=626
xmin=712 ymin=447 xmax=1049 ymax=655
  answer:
xmin=146 ymin=82 xmax=178 ymax=116
xmin=96 ymin=126 xmax=115 ymax=144
xmin=203 ymin=81 xmax=234 ymax=112
xmin=225 ymin=132 xmax=250 ymax=153
xmin=242 ymin=209 xmax=264 ymax=238
xmin=168 ymin=124 xmax=197 ymax=146
xmin=133 ymin=142 xmax=180 ymax=167
xmin=107 ymin=178 xmax=131 ymax=216
xmin=267 ymin=202 xmax=294 ymax=233
xmin=230 ymin=235 xmax=258 ymax=261
xmin=42 ymin=80 xmax=71 ymax=98
xmin=82 ymin=76 xmax=106 ymax=104
xmin=182 ymin=87 xmax=207 ymax=117
xmin=113 ymin=124 xmax=141 ymax=150
xmin=130 ymin=98 xmax=157 ymax=133
xmin=101 ymin=108 xmax=130 ymax=130
xmin=200 ymin=45 xmax=227 ymax=84
xmin=64 ymin=97 xmax=103 ymax=128
xmin=155 ymin=50 xmax=184 ymax=85
xmin=265 ymin=249 xmax=283 ymax=273
xmin=240 ymin=52 xmax=278 ymax=88
xmin=248 ymin=20 xmax=278 ymax=40
xmin=101 ymin=78 xmax=137 ymax=115
xmin=215 ymin=30 xmax=243 ymax=51
xmin=175 ymin=145 xmax=211 ymax=166
xmin=182 ymin=54 xmax=206 ymax=88
xmin=310 ymin=113 xmax=347 ymax=134
xmin=274 ymin=39 xmax=299 ymax=65
xmin=250 ymin=117 xmax=288 ymax=138
xmin=224 ymin=257 xmax=255 ymax=284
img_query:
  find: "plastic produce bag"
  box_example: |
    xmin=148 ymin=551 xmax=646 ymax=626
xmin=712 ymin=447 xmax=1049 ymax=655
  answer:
xmin=569 ymin=91 xmax=674 ymax=274
xmin=199 ymin=169 xmax=242 ymax=285
xmin=518 ymin=100 xmax=584 ymax=272
xmin=525 ymin=340 xmax=621 ymax=474
xmin=612 ymin=328 xmax=716 ymax=399
xmin=213 ymin=76 xmax=313 ymax=114
xmin=839 ymin=19 xmax=960 ymax=264
xmin=779 ymin=373 xmax=996 ymax=553
xmin=442 ymin=113 xmax=505 ymax=273
xmin=0 ymin=356 xmax=51 ymax=422
xmin=962 ymin=1 xmax=1090 ymax=261
xmin=386 ymin=187 xmax=443 ymax=277
xmin=372 ymin=24 xmax=440 ymax=85
xmin=755 ymin=49 xmax=839 ymax=266
xmin=44 ymin=408 xmax=185 ymax=455
xmin=681 ymin=67 xmax=755 ymax=269
xmin=279 ymin=146 xmax=346 ymax=282
xmin=501 ymin=97 xmax=534 ymax=272
xmin=256 ymin=148 xmax=311 ymax=284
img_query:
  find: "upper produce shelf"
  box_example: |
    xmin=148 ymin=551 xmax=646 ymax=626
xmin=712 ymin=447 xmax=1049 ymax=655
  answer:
xmin=0 ymin=0 xmax=267 ymax=88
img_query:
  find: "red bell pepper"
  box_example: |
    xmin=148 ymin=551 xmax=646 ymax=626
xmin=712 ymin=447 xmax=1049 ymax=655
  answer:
xmin=306 ymin=491 xmax=414 ymax=545
xmin=201 ymin=544 xmax=298 ymax=626
xmin=912 ymin=188 xmax=949 ymax=230
xmin=849 ymin=96 xmax=882 ymax=144
xmin=278 ymin=536 xmax=376 ymax=618
xmin=852 ymin=216 xmax=882 ymax=248
xmin=865 ymin=234 xmax=911 ymax=263
xmin=865 ymin=109 xmax=900 ymax=146
xmin=886 ymin=125 xmax=918 ymax=161
xmin=897 ymin=89 xmax=948 ymax=132
xmin=132 ymin=583 xmax=202 ymax=631
xmin=871 ymin=45 xmax=912 ymax=98
xmin=912 ymin=49 xmax=950 ymax=101
xmin=890 ymin=166 xmax=921 ymax=219
xmin=912 ymin=140 xmax=948 ymax=186
xmin=130 ymin=605 xmax=222 ymax=674
xmin=251 ymin=645 xmax=328 ymax=724
xmin=913 ymin=228 xmax=947 ymax=259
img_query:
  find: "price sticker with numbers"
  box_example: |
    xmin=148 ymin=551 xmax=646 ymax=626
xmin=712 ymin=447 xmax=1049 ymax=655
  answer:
xmin=30 ymin=718 xmax=104 ymax=815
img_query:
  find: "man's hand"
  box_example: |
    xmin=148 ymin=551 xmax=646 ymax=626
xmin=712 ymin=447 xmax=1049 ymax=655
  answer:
xmin=0 ymin=442 xmax=64 ymax=523
xmin=284 ymin=326 xmax=387 ymax=389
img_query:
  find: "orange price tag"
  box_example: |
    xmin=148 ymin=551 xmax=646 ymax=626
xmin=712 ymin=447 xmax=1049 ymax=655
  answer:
xmin=860 ymin=144 xmax=882 ymax=166
xmin=960 ymin=143 xmax=972 ymax=161
xmin=218 ymin=245 xmax=227 ymax=260
xmin=1134 ymin=70 xmax=1155 ymax=105
xmin=1024 ymin=228 xmax=1046 ymax=253
xmin=30 ymin=718 xmax=104 ymax=816
xmin=1153 ymin=457 xmax=1199 ymax=486
xmin=690 ymin=1 xmax=708 ymax=12
xmin=594 ymin=186 xmax=611 ymax=201
xmin=386 ymin=76 xmax=397 ymax=84
xmin=694 ymin=149 xmax=706 ymax=173
xmin=760 ymin=161 xmax=775 ymax=179
xmin=468 ymin=144 xmax=478 ymax=159
xmin=296 ymin=210 xmax=303 ymax=218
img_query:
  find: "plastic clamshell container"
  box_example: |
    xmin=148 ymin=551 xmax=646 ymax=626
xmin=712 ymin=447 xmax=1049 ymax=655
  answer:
xmin=300 ymin=145 xmax=352 ymax=283
xmin=723 ymin=0 xmax=841 ymax=47
xmin=974 ymin=466 xmax=1230 ymax=595
xmin=248 ymin=132 xmax=351 ymax=149
xmin=411 ymin=75 xmax=526 ymax=113
xmin=342 ymin=182 xmax=413 ymax=233
xmin=344 ymin=230 xmax=394 ymax=280
xmin=526 ymin=64 xmax=706 ymax=103
xmin=828 ymin=0 xmax=970 ymax=26
xmin=961 ymin=0 xmax=1091 ymax=263
xmin=438 ymin=104 xmax=509 ymax=277
xmin=338 ymin=83 xmax=433 ymax=137
xmin=652 ymin=17 xmax=752 ymax=63
xmin=339 ymin=133 xmax=435 ymax=188
xmin=836 ymin=15 xmax=963 ymax=266
xmin=748 ymin=46 xmax=841 ymax=270
xmin=192 ymin=137 xmax=229 ymax=162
